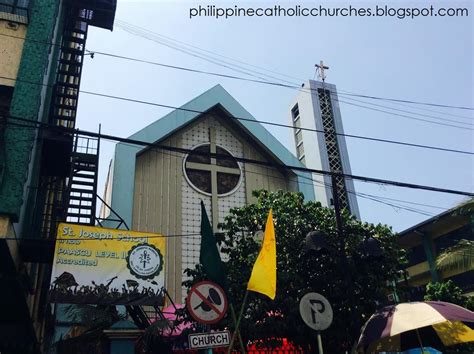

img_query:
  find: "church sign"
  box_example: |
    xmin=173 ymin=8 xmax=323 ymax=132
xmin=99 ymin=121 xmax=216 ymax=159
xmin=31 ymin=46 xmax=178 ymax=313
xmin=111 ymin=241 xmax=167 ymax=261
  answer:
xmin=49 ymin=223 xmax=166 ymax=305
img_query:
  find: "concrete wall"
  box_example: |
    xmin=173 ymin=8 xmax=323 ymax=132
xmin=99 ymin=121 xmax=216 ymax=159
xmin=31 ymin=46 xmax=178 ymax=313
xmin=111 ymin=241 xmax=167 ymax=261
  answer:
xmin=0 ymin=0 xmax=61 ymax=220
xmin=0 ymin=21 xmax=27 ymax=86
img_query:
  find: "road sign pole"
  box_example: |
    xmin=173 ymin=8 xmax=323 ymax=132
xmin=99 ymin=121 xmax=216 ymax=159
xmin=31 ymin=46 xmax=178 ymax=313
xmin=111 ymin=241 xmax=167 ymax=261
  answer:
xmin=205 ymin=325 xmax=213 ymax=354
xmin=316 ymin=331 xmax=323 ymax=354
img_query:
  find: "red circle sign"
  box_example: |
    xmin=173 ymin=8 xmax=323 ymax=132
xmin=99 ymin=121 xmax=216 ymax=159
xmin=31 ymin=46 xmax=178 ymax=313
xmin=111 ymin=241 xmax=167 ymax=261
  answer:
xmin=186 ymin=281 xmax=228 ymax=324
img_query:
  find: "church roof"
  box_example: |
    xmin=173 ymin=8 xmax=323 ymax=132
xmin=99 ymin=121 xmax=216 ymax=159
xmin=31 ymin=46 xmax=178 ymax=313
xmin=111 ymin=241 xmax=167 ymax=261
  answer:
xmin=107 ymin=84 xmax=315 ymax=227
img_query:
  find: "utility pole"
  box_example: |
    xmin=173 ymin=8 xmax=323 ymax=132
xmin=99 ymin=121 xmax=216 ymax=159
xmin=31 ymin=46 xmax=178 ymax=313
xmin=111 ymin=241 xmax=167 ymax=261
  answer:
xmin=330 ymin=174 xmax=359 ymax=352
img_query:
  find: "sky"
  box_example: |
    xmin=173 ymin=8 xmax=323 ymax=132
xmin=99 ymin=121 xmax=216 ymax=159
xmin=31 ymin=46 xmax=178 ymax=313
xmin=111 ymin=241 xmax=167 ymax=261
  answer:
xmin=76 ymin=0 xmax=473 ymax=232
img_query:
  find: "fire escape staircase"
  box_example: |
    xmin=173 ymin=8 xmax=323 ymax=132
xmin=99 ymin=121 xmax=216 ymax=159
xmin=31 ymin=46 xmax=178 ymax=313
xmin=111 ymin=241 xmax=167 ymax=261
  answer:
xmin=22 ymin=3 xmax=164 ymax=331
xmin=65 ymin=136 xmax=99 ymax=225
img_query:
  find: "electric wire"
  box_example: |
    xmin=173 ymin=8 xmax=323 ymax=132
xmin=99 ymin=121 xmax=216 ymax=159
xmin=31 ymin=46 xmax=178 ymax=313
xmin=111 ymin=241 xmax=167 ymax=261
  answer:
xmin=78 ymin=47 xmax=474 ymax=129
xmin=112 ymin=22 xmax=474 ymax=111
xmin=81 ymin=48 xmax=473 ymax=130
xmin=3 ymin=115 xmax=473 ymax=197
xmin=0 ymin=121 xmax=450 ymax=221
xmin=1 ymin=30 xmax=472 ymax=113
xmin=113 ymin=138 xmax=441 ymax=217
xmin=116 ymin=20 xmax=305 ymax=85
xmin=1 ymin=75 xmax=471 ymax=155
xmin=336 ymin=95 xmax=473 ymax=127
xmin=94 ymin=144 xmax=437 ymax=219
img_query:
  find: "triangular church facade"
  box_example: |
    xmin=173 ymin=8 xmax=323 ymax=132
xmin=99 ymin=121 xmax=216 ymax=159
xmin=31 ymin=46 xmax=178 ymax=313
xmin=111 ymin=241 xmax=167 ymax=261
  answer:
xmin=101 ymin=85 xmax=314 ymax=301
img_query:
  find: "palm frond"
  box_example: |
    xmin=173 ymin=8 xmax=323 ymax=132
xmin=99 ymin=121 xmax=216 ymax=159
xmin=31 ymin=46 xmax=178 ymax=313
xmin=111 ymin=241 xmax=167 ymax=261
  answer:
xmin=436 ymin=239 xmax=474 ymax=273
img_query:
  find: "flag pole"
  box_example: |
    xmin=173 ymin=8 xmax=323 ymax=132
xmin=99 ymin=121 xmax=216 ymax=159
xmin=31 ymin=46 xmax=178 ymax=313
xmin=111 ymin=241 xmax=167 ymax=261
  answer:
xmin=227 ymin=290 xmax=249 ymax=354
xmin=229 ymin=303 xmax=246 ymax=354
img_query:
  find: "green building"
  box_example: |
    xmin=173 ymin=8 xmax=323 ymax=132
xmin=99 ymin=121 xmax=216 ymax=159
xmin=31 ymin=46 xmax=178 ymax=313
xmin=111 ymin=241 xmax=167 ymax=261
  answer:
xmin=398 ymin=200 xmax=474 ymax=299
xmin=0 ymin=1 xmax=116 ymax=352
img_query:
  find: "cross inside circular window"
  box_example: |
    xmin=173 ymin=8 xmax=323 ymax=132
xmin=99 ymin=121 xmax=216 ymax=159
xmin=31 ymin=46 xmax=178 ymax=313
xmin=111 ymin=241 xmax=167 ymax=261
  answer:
xmin=184 ymin=143 xmax=241 ymax=196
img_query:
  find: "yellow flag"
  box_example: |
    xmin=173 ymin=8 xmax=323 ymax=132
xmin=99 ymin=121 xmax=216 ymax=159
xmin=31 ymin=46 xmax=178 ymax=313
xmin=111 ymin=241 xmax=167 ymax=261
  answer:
xmin=247 ymin=209 xmax=276 ymax=300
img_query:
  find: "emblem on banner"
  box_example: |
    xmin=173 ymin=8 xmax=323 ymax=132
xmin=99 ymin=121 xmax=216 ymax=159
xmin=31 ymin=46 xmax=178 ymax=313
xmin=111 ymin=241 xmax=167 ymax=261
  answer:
xmin=126 ymin=243 xmax=163 ymax=280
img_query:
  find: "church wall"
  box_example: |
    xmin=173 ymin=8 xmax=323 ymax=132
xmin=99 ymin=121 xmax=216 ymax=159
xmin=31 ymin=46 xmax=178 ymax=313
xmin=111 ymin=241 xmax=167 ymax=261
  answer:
xmin=133 ymin=112 xmax=292 ymax=302
xmin=243 ymin=145 xmax=289 ymax=203
xmin=179 ymin=113 xmax=247 ymax=300
xmin=132 ymin=136 xmax=183 ymax=302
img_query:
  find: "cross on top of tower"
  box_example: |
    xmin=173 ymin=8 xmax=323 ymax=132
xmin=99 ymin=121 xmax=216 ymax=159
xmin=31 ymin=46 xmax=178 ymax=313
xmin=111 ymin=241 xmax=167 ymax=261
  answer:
xmin=315 ymin=60 xmax=329 ymax=82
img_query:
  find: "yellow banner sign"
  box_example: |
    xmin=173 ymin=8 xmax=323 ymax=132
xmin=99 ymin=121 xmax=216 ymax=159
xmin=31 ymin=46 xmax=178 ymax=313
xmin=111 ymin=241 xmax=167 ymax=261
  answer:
xmin=49 ymin=223 xmax=166 ymax=305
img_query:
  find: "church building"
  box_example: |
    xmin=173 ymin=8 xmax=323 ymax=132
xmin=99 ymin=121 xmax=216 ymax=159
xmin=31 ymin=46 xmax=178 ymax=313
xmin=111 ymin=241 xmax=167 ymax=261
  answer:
xmin=101 ymin=84 xmax=314 ymax=301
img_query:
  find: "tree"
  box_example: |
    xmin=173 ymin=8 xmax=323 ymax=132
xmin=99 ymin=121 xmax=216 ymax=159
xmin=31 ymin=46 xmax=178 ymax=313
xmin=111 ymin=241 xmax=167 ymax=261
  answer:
xmin=185 ymin=190 xmax=406 ymax=353
xmin=436 ymin=239 xmax=474 ymax=274
xmin=424 ymin=280 xmax=474 ymax=311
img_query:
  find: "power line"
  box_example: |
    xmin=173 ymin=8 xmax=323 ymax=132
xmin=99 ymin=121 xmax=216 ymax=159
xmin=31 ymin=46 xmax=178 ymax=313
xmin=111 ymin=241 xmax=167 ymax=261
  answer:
xmin=337 ymin=95 xmax=473 ymax=127
xmin=336 ymin=89 xmax=474 ymax=111
xmin=79 ymin=47 xmax=474 ymax=129
xmin=4 ymin=114 xmax=474 ymax=197
xmin=115 ymin=139 xmax=441 ymax=217
xmin=115 ymin=21 xmax=297 ymax=86
xmin=116 ymin=20 xmax=305 ymax=85
xmin=82 ymin=48 xmax=472 ymax=130
xmin=337 ymin=98 xmax=472 ymax=130
xmin=0 ymin=119 xmax=451 ymax=217
xmin=294 ymin=173 xmax=437 ymax=217
xmin=2 ymin=32 xmax=473 ymax=133
xmin=346 ymin=94 xmax=474 ymax=121
xmin=337 ymin=92 xmax=473 ymax=121
xmin=1 ymin=30 xmax=473 ymax=113
xmin=1 ymin=75 xmax=471 ymax=155
xmin=113 ymin=22 xmax=474 ymax=111
xmin=353 ymin=193 xmax=447 ymax=210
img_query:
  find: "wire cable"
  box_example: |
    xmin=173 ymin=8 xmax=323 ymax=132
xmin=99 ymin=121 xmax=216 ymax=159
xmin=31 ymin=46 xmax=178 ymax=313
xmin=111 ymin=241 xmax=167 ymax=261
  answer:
xmin=3 ymin=115 xmax=474 ymax=197
xmin=2 ymin=30 xmax=472 ymax=112
xmin=1 ymin=75 xmax=471 ymax=155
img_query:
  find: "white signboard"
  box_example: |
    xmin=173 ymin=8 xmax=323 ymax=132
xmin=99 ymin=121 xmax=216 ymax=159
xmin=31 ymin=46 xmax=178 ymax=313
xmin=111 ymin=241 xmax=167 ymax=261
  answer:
xmin=188 ymin=331 xmax=231 ymax=349
xmin=299 ymin=292 xmax=333 ymax=331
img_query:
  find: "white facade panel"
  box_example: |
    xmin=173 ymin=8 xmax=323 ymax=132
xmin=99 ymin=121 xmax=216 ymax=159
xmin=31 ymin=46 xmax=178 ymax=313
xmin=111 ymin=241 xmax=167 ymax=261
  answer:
xmin=288 ymin=80 xmax=360 ymax=219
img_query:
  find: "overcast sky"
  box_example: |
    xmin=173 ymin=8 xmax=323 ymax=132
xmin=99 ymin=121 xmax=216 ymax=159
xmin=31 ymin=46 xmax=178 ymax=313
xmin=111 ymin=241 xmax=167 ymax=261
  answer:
xmin=77 ymin=0 xmax=473 ymax=232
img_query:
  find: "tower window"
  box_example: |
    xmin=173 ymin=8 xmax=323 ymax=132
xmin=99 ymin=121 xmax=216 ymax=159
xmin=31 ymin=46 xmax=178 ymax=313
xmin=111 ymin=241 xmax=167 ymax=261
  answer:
xmin=291 ymin=104 xmax=300 ymax=120
xmin=295 ymin=130 xmax=303 ymax=145
xmin=296 ymin=143 xmax=305 ymax=158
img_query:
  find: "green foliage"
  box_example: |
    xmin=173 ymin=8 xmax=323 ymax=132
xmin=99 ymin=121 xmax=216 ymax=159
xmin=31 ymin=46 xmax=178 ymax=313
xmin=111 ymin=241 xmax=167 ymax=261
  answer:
xmin=184 ymin=190 xmax=406 ymax=352
xmin=424 ymin=280 xmax=474 ymax=311
xmin=436 ymin=239 xmax=474 ymax=273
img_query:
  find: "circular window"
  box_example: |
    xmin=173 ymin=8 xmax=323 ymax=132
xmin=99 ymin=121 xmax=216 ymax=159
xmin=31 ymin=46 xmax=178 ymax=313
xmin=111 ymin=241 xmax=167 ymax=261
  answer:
xmin=183 ymin=144 xmax=242 ymax=196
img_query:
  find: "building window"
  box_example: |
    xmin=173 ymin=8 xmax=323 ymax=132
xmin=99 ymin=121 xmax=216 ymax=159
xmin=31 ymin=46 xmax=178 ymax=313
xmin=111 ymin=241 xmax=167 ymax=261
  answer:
xmin=183 ymin=143 xmax=242 ymax=196
xmin=295 ymin=130 xmax=303 ymax=145
xmin=291 ymin=104 xmax=300 ymax=120
xmin=0 ymin=0 xmax=30 ymax=24
xmin=296 ymin=143 xmax=305 ymax=159
xmin=294 ymin=116 xmax=302 ymax=129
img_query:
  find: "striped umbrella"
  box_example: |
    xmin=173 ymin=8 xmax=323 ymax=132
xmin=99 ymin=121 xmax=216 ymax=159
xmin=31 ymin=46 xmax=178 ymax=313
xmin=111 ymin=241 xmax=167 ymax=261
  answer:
xmin=357 ymin=301 xmax=474 ymax=353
